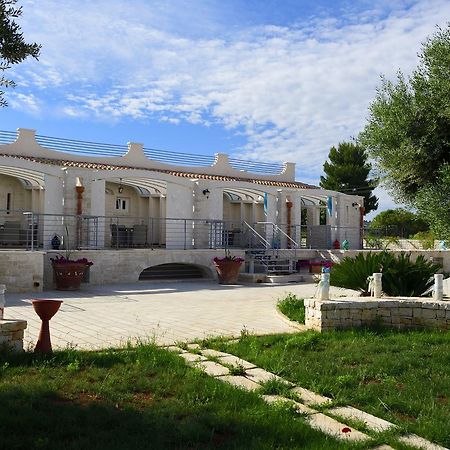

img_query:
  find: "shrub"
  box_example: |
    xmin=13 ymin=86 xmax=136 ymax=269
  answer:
xmin=330 ymin=251 xmax=441 ymax=297
xmin=411 ymin=231 xmax=436 ymax=249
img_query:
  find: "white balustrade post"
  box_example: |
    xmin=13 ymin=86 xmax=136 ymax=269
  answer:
xmin=373 ymin=272 xmax=382 ymax=298
xmin=0 ymin=284 xmax=5 ymax=319
xmin=318 ymin=271 xmax=330 ymax=300
xmin=434 ymin=274 xmax=444 ymax=301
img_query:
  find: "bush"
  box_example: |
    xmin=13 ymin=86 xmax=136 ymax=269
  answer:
xmin=330 ymin=251 xmax=441 ymax=296
xmin=277 ymin=294 xmax=305 ymax=324
xmin=411 ymin=231 xmax=436 ymax=249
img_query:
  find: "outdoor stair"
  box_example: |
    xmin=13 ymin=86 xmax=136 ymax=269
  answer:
xmin=241 ymin=222 xmax=301 ymax=275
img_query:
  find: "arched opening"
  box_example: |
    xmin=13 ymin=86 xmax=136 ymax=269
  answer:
xmin=138 ymin=263 xmax=210 ymax=281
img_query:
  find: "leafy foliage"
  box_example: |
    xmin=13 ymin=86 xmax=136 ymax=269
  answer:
xmin=320 ymin=141 xmax=378 ymax=215
xmin=359 ymin=25 xmax=450 ymax=230
xmin=415 ymin=164 xmax=450 ymax=242
xmin=382 ymin=253 xmax=441 ymax=297
xmin=277 ymin=294 xmax=305 ymax=324
xmin=330 ymin=251 xmax=441 ymax=296
xmin=370 ymin=208 xmax=429 ymax=237
xmin=0 ymin=0 xmax=41 ymax=106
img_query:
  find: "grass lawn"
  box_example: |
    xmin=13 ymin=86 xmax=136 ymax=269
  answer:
xmin=0 ymin=344 xmax=367 ymax=450
xmin=202 ymin=295 xmax=450 ymax=448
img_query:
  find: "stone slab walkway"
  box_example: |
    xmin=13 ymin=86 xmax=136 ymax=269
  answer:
xmin=173 ymin=345 xmax=448 ymax=450
xmin=3 ymin=281 xmax=354 ymax=350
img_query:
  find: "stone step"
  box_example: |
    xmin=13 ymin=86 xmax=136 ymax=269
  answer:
xmin=195 ymin=360 xmax=230 ymax=377
xmin=200 ymin=349 xmax=231 ymax=358
xmin=329 ymin=406 xmax=396 ymax=432
xmin=179 ymin=352 xmax=207 ymax=364
xmin=217 ymin=355 xmax=257 ymax=370
xmin=291 ymin=386 xmax=332 ymax=406
xmin=218 ymin=375 xmax=260 ymax=391
xmin=306 ymin=413 xmax=369 ymax=442
xmin=245 ymin=367 xmax=291 ymax=385
xmin=398 ymin=434 xmax=448 ymax=450
xmin=261 ymin=394 xmax=317 ymax=415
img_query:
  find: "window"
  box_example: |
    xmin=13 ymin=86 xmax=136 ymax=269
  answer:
xmin=115 ymin=197 xmax=129 ymax=212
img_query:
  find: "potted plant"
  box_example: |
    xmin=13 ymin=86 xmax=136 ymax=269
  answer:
xmin=213 ymin=250 xmax=244 ymax=284
xmin=50 ymin=227 xmax=93 ymax=290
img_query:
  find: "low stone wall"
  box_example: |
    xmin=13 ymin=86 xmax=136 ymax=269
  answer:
xmin=0 ymin=319 xmax=27 ymax=352
xmin=43 ymin=249 xmax=245 ymax=289
xmin=0 ymin=250 xmax=44 ymax=293
xmin=305 ymin=297 xmax=450 ymax=332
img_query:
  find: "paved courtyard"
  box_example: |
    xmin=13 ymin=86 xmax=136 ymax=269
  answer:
xmin=4 ymin=281 xmax=355 ymax=350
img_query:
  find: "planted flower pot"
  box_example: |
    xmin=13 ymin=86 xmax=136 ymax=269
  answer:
xmin=213 ymin=257 xmax=243 ymax=284
xmin=51 ymin=256 xmax=93 ymax=291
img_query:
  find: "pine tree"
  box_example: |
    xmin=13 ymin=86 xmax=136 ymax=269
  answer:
xmin=320 ymin=142 xmax=378 ymax=215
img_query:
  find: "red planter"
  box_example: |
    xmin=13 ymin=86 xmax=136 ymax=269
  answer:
xmin=214 ymin=259 xmax=243 ymax=284
xmin=52 ymin=262 xmax=88 ymax=290
xmin=32 ymin=299 xmax=63 ymax=353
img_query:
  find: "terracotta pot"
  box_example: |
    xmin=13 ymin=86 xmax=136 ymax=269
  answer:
xmin=214 ymin=259 xmax=243 ymax=284
xmin=52 ymin=262 xmax=87 ymax=290
xmin=32 ymin=299 xmax=63 ymax=353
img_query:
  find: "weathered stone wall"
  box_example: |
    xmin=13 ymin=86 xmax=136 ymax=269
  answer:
xmin=305 ymin=297 xmax=450 ymax=332
xmin=0 ymin=251 xmax=44 ymax=293
xmin=0 ymin=319 xmax=27 ymax=352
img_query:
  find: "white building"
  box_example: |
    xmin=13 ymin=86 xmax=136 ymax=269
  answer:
xmin=0 ymin=128 xmax=363 ymax=291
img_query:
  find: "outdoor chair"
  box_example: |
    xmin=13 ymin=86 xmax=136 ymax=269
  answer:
xmin=132 ymin=224 xmax=147 ymax=247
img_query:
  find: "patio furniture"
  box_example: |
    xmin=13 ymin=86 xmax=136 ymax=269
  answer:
xmin=110 ymin=224 xmax=133 ymax=247
xmin=132 ymin=224 xmax=147 ymax=247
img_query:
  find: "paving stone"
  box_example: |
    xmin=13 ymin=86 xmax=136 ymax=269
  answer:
xmin=398 ymin=434 xmax=448 ymax=450
xmin=371 ymin=445 xmax=395 ymax=450
xmin=201 ymin=349 xmax=232 ymax=358
xmin=217 ymin=355 xmax=257 ymax=370
xmin=165 ymin=346 xmax=186 ymax=353
xmin=329 ymin=406 xmax=396 ymax=432
xmin=245 ymin=367 xmax=291 ymax=385
xmin=261 ymin=395 xmax=316 ymax=414
xmin=195 ymin=360 xmax=229 ymax=376
xmin=291 ymin=386 xmax=332 ymax=406
xmin=187 ymin=343 xmax=201 ymax=350
xmin=218 ymin=375 xmax=260 ymax=391
xmin=179 ymin=352 xmax=207 ymax=364
xmin=306 ymin=413 xmax=369 ymax=442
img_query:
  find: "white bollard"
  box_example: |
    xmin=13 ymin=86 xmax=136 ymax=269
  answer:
xmin=318 ymin=272 xmax=330 ymax=300
xmin=434 ymin=274 xmax=444 ymax=301
xmin=373 ymin=273 xmax=382 ymax=298
xmin=0 ymin=284 xmax=5 ymax=320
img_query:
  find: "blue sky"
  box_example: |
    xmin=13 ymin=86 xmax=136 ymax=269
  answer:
xmin=2 ymin=0 xmax=449 ymax=217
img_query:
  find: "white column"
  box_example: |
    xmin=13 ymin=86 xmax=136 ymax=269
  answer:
xmin=165 ymin=182 xmax=194 ymax=249
xmin=193 ymin=182 xmax=223 ymax=249
xmin=90 ymin=179 xmax=106 ymax=248
xmin=265 ymin=192 xmax=277 ymax=245
xmin=42 ymin=174 xmax=64 ymax=249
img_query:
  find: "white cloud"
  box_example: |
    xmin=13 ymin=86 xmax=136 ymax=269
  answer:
xmin=8 ymin=92 xmax=41 ymax=114
xmin=10 ymin=0 xmax=450 ymax=202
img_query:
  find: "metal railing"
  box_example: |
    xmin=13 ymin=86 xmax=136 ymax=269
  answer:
xmin=0 ymin=130 xmax=286 ymax=175
xmin=0 ymin=209 xmax=368 ymax=251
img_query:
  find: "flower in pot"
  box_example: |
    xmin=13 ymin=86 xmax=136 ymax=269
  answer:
xmin=213 ymin=250 xmax=244 ymax=284
xmin=50 ymin=226 xmax=93 ymax=290
xmin=51 ymin=255 xmax=93 ymax=291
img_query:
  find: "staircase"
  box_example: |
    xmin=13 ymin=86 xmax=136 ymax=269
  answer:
xmin=242 ymin=222 xmax=299 ymax=275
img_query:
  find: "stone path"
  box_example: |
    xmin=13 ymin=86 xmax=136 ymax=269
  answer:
xmin=4 ymin=281 xmax=354 ymax=350
xmin=170 ymin=344 xmax=448 ymax=450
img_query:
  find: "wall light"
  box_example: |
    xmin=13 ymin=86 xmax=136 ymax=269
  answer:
xmin=202 ymin=189 xmax=210 ymax=199
xmin=118 ymin=178 xmax=124 ymax=194
xmin=352 ymin=202 xmax=359 ymax=207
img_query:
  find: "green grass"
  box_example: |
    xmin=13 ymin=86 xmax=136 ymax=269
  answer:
xmin=205 ymin=329 xmax=450 ymax=448
xmin=277 ymin=294 xmax=305 ymax=324
xmin=0 ymin=344 xmax=366 ymax=450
